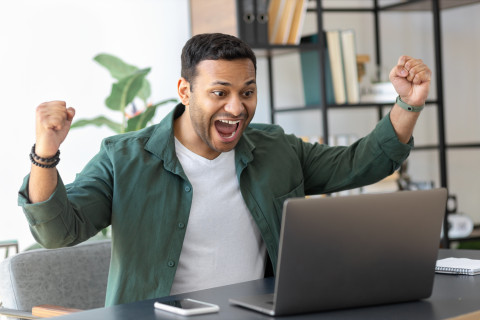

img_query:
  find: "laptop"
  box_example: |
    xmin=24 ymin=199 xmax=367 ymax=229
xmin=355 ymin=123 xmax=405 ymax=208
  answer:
xmin=229 ymin=188 xmax=447 ymax=316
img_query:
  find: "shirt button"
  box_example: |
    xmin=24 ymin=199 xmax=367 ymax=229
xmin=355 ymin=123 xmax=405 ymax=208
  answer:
xmin=167 ymin=260 xmax=175 ymax=267
xmin=178 ymin=222 xmax=185 ymax=229
xmin=184 ymin=186 xmax=191 ymax=192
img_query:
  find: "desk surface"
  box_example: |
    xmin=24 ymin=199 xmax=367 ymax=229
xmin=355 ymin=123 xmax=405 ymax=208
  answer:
xmin=54 ymin=249 xmax=480 ymax=320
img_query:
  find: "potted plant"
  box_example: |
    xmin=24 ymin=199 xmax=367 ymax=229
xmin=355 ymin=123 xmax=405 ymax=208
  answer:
xmin=71 ymin=53 xmax=177 ymax=133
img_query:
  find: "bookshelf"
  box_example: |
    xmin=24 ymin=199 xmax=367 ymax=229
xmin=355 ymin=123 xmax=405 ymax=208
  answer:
xmin=190 ymin=0 xmax=480 ymax=247
xmin=232 ymin=0 xmax=480 ymax=248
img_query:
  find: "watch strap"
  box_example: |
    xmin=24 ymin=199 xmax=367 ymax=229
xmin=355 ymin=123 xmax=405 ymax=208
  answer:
xmin=396 ymin=95 xmax=425 ymax=112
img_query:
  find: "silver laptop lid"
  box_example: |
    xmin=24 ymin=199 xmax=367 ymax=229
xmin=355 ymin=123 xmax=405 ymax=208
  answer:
xmin=273 ymin=188 xmax=447 ymax=315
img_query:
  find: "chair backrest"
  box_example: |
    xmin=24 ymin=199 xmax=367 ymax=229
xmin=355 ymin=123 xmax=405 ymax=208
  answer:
xmin=0 ymin=240 xmax=111 ymax=312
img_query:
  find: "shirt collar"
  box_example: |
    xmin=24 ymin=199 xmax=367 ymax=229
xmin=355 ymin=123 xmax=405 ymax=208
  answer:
xmin=145 ymin=103 xmax=256 ymax=174
xmin=145 ymin=103 xmax=184 ymax=175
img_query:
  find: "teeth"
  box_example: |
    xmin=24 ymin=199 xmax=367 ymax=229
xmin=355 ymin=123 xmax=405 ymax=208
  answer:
xmin=225 ymin=130 xmax=236 ymax=139
xmin=219 ymin=120 xmax=240 ymax=125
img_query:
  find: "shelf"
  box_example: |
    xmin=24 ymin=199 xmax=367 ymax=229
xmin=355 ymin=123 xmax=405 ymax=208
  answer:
xmin=379 ymin=0 xmax=480 ymax=11
xmin=414 ymin=144 xmax=442 ymax=151
xmin=402 ymin=143 xmax=480 ymax=151
xmin=257 ymin=0 xmax=479 ymax=248
xmin=447 ymin=143 xmax=480 ymax=149
xmin=272 ymin=99 xmax=438 ymax=113
xmin=253 ymin=43 xmax=322 ymax=57
xmin=315 ymin=0 xmax=480 ymax=12
xmin=327 ymin=99 xmax=439 ymax=108
xmin=272 ymin=104 xmax=384 ymax=114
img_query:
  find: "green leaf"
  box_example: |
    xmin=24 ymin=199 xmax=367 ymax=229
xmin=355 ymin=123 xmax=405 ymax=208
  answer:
xmin=125 ymin=98 xmax=178 ymax=132
xmin=94 ymin=53 xmax=152 ymax=102
xmin=94 ymin=53 xmax=138 ymax=80
xmin=137 ymin=79 xmax=152 ymax=103
xmin=70 ymin=116 xmax=122 ymax=133
xmin=105 ymin=68 xmax=151 ymax=111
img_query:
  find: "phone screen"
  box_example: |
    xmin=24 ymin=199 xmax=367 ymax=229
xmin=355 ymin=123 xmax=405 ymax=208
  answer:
xmin=163 ymin=299 xmax=211 ymax=310
xmin=154 ymin=298 xmax=220 ymax=316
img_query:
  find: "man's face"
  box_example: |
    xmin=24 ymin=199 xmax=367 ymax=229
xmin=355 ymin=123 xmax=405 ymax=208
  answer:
xmin=178 ymin=58 xmax=257 ymax=159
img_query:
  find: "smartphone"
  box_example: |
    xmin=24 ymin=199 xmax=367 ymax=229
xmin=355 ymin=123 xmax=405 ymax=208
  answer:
xmin=154 ymin=298 xmax=220 ymax=316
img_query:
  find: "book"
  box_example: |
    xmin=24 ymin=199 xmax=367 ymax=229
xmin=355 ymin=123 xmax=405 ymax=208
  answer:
xmin=238 ymin=0 xmax=256 ymax=44
xmin=326 ymin=30 xmax=347 ymax=104
xmin=435 ymin=257 xmax=480 ymax=275
xmin=267 ymin=0 xmax=283 ymax=43
xmin=299 ymin=33 xmax=335 ymax=106
xmin=360 ymin=81 xmax=397 ymax=103
xmin=255 ymin=0 xmax=270 ymax=45
xmin=340 ymin=29 xmax=360 ymax=103
xmin=361 ymin=171 xmax=400 ymax=194
xmin=271 ymin=0 xmax=296 ymax=44
xmin=286 ymin=0 xmax=307 ymax=45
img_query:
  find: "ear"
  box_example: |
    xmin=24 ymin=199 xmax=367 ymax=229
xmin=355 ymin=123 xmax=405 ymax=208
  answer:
xmin=177 ymin=77 xmax=191 ymax=106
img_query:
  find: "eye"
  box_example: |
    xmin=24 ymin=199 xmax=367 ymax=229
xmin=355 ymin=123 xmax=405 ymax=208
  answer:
xmin=244 ymin=89 xmax=255 ymax=97
xmin=213 ymin=90 xmax=225 ymax=97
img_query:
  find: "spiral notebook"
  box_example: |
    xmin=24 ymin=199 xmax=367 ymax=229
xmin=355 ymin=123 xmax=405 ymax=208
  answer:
xmin=436 ymin=258 xmax=480 ymax=275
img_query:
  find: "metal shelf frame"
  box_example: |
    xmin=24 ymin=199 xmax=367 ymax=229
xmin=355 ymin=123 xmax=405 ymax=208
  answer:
xmin=244 ymin=0 xmax=480 ymax=247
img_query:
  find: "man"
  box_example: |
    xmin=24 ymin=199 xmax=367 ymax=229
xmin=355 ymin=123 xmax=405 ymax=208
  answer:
xmin=19 ymin=33 xmax=431 ymax=306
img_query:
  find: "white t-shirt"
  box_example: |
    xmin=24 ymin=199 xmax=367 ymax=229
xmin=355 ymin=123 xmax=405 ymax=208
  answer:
xmin=170 ymin=138 xmax=266 ymax=295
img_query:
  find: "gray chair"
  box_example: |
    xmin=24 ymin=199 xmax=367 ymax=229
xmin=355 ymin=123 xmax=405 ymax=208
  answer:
xmin=0 ymin=240 xmax=111 ymax=319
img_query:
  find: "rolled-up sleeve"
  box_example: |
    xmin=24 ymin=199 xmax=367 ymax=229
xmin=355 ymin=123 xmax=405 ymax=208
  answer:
xmin=19 ymin=173 xmax=67 ymax=226
xmin=373 ymin=111 xmax=414 ymax=164
xmin=18 ymin=174 xmax=81 ymax=247
xmin=18 ymin=146 xmax=113 ymax=248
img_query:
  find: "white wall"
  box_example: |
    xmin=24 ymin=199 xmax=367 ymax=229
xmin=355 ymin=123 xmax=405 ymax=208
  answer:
xmin=0 ymin=0 xmax=190 ymax=250
xmin=2 ymin=0 xmax=480 ymax=251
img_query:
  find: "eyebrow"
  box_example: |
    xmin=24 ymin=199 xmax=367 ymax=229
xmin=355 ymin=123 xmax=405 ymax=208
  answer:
xmin=210 ymin=79 xmax=256 ymax=86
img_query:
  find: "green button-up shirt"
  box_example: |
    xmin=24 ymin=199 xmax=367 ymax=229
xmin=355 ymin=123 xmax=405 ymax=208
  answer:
xmin=18 ymin=104 xmax=412 ymax=306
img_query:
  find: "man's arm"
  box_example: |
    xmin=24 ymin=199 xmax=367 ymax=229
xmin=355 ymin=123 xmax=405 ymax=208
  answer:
xmin=29 ymin=101 xmax=75 ymax=203
xmin=388 ymin=55 xmax=431 ymax=143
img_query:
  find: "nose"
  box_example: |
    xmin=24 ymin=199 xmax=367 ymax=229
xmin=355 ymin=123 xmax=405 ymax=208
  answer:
xmin=224 ymin=95 xmax=245 ymax=117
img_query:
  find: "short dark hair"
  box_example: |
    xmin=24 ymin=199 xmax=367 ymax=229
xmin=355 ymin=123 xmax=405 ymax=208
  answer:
xmin=181 ymin=33 xmax=257 ymax=89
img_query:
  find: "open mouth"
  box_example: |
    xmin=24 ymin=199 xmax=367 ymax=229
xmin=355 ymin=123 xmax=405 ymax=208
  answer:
xmin=214 ymin=119 xmax=241 ymax=140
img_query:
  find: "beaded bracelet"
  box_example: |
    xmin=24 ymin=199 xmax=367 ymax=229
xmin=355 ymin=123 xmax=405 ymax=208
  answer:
xmin=30 ymin=144 xmax=60 ymax=168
